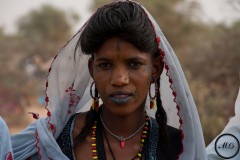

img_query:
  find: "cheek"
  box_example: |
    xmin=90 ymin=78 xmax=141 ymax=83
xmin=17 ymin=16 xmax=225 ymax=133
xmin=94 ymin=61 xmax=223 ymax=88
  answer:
xmin=142 ymin=64 xmax=153 ymax=84
xmin=134 ymin=84 xmax=149 ymax=97
xmin=143 ymin=64 xmax=151 ymax=72
xmin=92 ymin=70 xmax=110 ymax=97
xmin=95 ymin=81 xmax=107 ymax=101
xmin=132 ymin=67 xmax=152 ymax=97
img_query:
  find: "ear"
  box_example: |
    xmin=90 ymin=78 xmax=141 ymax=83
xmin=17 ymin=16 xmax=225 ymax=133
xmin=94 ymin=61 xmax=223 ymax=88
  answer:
xmin=88 ymin=57 xmax=94 ymax=78
xmin=151 ymin=55 xmax=164 ymax=83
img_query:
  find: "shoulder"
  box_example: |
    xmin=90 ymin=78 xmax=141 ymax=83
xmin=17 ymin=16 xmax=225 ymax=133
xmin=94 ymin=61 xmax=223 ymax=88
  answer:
xmin=57 ymin=112 xmax=88 ymax=139
xmin=72 ymin=112 xmax=88 ymax=139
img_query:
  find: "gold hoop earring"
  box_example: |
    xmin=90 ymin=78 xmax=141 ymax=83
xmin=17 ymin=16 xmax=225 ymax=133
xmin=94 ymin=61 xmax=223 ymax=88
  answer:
xmin=149 ymin=82 xmax=158 ymax=109
xmin=90 ymin=82 xmax=100 ymax=111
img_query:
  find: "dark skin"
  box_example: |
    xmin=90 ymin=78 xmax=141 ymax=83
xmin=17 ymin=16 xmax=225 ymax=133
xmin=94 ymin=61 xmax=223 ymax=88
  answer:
xmin=73 ymin=37 xmax=163 ymax=160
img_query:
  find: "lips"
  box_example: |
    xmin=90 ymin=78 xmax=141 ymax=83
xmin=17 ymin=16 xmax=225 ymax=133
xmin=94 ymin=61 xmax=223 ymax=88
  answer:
xmin=109 ymin=91 xmax=133 ymax=104
xmin=110 ymin=91 xmax=132 ymax=97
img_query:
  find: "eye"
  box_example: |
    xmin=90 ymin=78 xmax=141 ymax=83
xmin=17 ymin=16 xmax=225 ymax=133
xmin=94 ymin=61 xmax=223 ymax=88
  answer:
xmin=128 ymin=61 xmax=143 ymax=69
xmin=97 ymin=62 xmax=112 ymax=69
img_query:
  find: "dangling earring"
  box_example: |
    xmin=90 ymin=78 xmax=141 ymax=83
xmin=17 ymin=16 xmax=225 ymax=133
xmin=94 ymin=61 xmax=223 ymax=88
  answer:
xmin=149 ymin=82 xmax=158 ymax=109
xmin=90 ymin=82 xmax=100 ymax=111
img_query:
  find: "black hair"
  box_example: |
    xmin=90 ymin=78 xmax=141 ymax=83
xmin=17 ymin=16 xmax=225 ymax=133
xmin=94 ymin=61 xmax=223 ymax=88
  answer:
xmin=155 ymin=78 xmax=171 ymax=158
xmin=76 ymin=1 xmax=158 ymax=56
xmin=74 ymin=0 xmax=169 ymax=158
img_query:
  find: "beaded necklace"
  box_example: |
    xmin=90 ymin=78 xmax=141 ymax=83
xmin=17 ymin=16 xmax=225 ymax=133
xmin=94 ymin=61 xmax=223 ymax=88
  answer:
xmin=91 ymin=115 xmax=150 ymax=160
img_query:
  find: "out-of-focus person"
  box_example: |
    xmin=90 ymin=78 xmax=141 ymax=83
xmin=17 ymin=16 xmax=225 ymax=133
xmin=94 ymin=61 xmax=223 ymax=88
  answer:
xmin=207 ymin=85 xmax=240 ymax=159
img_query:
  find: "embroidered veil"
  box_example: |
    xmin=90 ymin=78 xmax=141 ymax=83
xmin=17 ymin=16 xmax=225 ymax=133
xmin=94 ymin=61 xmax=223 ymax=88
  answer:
xmin=11 ymin=1 xmax=207 ymax=159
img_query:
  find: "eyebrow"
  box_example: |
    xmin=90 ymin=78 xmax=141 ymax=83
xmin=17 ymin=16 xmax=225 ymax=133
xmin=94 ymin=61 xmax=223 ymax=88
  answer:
xmin=127 ymin=57 xmax=146 ymax=61
xmin=95 ymin=54 xmax=147 ymax=60
xmin=94 ymin=57 xmax=111 ymax=62
xmin=94 ymin=57 xmax=147 ymax=64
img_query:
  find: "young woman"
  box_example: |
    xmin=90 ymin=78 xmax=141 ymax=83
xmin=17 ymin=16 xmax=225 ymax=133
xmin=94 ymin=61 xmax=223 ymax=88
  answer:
xmin=11 ymin=1 xmax=207 ymax=159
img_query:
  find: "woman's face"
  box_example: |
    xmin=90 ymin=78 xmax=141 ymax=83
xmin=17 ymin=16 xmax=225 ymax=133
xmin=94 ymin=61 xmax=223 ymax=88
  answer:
xmin=89 ymin=37 xmax=162 ymax=116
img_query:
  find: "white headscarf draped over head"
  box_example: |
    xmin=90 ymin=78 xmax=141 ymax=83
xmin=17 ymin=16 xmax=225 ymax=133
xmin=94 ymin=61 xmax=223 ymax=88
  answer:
xmin=11 ymin=1 xmax=207 ymax=159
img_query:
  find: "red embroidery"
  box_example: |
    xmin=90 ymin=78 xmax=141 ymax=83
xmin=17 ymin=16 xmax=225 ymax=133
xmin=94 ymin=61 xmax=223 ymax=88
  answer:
xmin=165 ymin=64 xmax=169 ymax=70
xmin=65 ymin=86 xmax=74 ymax=92
xmin=50 ymin=124 xmax=55 ymax=131
xmin=45 ymin=97 xmax=49 ymax=103
xmin=69 ymin=93 xmax=80 ymax=107
xmin=172 ymin=91 xmax=176 ymax=97
xmin=35 ymin=131 xmax=42 ymax=160
xmin=65 ymin=87 xmax=80 ymax=114
xmin=28 ymin=112 xmax=39 ymax=120
xmin=5 ymin=152 xmax=12 ymax=160
xmin=47 ymin=111 xmax=51 ymax=117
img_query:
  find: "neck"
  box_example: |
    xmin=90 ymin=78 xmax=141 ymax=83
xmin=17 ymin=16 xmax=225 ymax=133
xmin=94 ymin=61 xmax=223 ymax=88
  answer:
xmin=101 ymin=107 xmax=146 ymax=137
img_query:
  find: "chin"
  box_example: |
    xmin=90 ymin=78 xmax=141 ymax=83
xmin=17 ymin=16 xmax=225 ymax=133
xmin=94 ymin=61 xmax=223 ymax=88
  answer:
xmin=104 ymin=103 xmax=144 ymax=117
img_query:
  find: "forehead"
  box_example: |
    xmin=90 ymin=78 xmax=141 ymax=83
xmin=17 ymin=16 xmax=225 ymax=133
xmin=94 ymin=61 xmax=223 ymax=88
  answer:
xmin=95 ymin=37 xmax=151 ymax=60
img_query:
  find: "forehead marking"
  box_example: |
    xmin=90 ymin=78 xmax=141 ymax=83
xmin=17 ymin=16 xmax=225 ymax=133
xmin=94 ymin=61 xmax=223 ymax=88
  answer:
xmin=115 ymin=38 xmax=122 ymax=59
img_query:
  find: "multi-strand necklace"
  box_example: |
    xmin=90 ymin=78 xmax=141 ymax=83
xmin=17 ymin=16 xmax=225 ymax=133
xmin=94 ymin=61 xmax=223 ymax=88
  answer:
xmin=91 ymin=114 xmax=150 ymax=160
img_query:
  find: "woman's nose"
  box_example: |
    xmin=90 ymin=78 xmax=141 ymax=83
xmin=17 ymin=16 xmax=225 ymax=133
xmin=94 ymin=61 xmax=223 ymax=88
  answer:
xmin=110 ymin=67 xmax=129 ymax=86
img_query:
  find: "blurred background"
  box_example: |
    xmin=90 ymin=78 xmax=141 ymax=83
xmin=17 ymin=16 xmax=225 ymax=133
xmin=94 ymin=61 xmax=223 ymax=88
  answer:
xmin=0 ymin=0 xmax=240 ymax=145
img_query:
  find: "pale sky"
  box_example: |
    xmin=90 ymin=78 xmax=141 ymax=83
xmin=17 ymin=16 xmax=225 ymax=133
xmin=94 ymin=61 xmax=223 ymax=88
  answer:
xmin=197 ymin=0 xmax=240 ymax=24
xmin=0 ymin=0 xmax=240 ymax=34
xmin=0 ymin=0 xmax=93 ymax=34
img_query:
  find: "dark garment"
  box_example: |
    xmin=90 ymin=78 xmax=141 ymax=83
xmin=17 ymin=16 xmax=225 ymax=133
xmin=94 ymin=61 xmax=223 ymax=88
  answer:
xmin=144 ymin=118 xmax=182 ymax=160
xmin=56 ymin=114 xmax=76 ymax=160
xmin=156 ymin=125 xmax=183 ymax=160
xmin=57 ymin=114 xmax=182 ymax=160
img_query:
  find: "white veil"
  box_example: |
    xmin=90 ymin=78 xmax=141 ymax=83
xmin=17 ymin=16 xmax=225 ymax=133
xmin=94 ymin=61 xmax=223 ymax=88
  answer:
xmin=11 ymin=1 xmax=207 ymax=159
